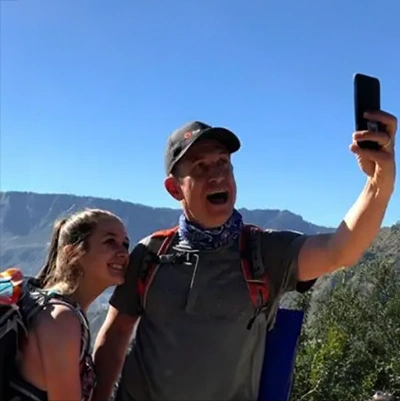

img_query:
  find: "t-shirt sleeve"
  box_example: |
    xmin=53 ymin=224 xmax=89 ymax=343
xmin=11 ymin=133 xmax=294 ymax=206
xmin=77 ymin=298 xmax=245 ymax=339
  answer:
xmin=260 ymin=229 xmax=316 ymax=296
xmin=109 ymin=238 xmax=148 ymax=318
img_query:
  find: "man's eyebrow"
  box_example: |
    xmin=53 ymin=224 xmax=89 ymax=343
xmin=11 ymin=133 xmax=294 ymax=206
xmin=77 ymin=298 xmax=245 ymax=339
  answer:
xmin=189 ymin=149 xmax=228 ymax=162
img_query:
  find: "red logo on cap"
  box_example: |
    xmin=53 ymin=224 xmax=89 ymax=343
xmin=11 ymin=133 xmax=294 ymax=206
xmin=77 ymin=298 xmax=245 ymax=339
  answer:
xmin=184 ymin=131 xmax=192 ymax=139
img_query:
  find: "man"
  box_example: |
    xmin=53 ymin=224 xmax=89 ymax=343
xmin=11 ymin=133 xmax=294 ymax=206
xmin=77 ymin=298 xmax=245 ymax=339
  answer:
xmin=93 ymin=111 xmax=397 ymax=401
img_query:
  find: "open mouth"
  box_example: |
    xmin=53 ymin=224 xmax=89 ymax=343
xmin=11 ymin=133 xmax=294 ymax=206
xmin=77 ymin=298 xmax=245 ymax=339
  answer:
xmin=206 ymin=191 xmax=229 ymax=205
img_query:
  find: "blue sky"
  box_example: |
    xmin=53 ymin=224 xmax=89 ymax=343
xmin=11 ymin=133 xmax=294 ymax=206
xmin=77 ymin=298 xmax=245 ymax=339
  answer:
xmin=1 ymin=0 xmax=399 ymax=227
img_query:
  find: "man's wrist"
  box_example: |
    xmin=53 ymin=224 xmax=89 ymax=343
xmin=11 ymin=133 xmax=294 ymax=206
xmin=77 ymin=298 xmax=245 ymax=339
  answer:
xmin=365 ymin=177 xmax=394 ymax=201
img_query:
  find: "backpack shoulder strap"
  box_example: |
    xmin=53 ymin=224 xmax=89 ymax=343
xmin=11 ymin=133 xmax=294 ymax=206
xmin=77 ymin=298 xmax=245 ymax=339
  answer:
xmin=240 ymin=224 xmax=271 ymax=329
xmin=137 ymin=226 xmax=179 ymax=311
xmin=151 ymin=226 xmax=179 ymax=239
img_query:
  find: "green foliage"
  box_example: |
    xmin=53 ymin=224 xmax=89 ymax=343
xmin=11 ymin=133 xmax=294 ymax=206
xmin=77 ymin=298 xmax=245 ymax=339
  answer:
xmin=291 ymin=256 xmax=400 ymax=401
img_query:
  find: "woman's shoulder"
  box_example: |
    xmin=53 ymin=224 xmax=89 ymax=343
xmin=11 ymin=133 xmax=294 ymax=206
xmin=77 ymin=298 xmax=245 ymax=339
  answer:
xmin=34 ymin=301 xmax=82 ymax=350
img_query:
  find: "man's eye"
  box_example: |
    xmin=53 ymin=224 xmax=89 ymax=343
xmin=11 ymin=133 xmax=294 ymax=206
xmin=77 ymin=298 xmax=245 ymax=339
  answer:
xmin=218 ymin=158 xmax=231 ymax=169
xmin=195 ymin=162 xmax=208 ymax=172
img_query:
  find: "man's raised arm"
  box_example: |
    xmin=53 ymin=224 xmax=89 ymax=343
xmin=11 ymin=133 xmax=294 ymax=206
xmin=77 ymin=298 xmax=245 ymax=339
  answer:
xmin=297 ymin=110 xmax=397 ymax=281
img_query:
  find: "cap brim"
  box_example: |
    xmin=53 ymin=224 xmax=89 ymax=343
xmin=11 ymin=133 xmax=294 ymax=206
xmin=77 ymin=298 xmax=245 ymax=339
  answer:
xmin=182 ymin=126 xmax=240 ymax=159
xmin=195 ymin=127 xmax=241 ymax=154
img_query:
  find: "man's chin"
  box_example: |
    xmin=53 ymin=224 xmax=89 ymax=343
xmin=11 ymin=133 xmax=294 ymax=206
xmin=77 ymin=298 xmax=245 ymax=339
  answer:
xmin=203 ymin=207 xmax=235 ymax=228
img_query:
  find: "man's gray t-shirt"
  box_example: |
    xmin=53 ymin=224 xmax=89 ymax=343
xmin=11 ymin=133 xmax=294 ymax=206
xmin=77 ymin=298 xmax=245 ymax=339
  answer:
xmin=110 ymin=229 xmax=313 ymax=401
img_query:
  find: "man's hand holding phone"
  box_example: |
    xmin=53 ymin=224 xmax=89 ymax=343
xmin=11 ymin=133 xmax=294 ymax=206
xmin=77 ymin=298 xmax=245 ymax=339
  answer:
xmin=352 ymin=73 xmax=396 ymax=195
xmin=351 ymin=109 xmax=397 ymax=195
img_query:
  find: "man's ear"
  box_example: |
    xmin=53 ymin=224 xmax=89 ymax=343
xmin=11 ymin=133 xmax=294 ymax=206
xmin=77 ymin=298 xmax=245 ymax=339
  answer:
xmin=164 ymin=175 xmax=184 ymax=201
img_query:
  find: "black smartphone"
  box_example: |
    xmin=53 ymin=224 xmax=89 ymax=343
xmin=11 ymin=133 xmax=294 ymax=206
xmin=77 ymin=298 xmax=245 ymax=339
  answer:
xmin=353 ymin=73 xmax=384 ymax=150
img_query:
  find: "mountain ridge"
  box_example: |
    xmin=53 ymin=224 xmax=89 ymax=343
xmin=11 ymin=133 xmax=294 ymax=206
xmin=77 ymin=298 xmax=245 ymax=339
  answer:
xmin=1 ymin=189 xmax=333 ymax=229
xmin=0 ymin=190 xmax=333 ymax=276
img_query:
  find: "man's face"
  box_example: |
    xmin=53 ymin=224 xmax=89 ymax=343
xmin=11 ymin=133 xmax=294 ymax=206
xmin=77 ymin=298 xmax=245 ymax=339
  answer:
xmin=165 ymin=139 xmax=237 ymax=229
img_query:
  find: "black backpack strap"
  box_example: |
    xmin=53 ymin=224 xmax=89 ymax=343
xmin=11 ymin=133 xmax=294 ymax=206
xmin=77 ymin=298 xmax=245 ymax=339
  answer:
xmin=138 ymin=227 xmax=179 ymax=312
xmin=242 ymin=224 xmax=265 ymax=280
xmin=241 ymin=224 xmax=280 ymax=330
xmin=240 ymin=225 xmax=268 ymax=329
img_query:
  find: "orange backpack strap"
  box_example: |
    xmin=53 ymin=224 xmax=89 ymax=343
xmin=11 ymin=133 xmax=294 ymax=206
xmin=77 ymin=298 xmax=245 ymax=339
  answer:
xmin=240 ymin=224 xmax=270 ymax=329
xmin=137 ymin=226 xmax=179 ymax=311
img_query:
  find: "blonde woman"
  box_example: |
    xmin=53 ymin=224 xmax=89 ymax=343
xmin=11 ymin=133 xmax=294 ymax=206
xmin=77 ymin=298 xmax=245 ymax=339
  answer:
xmin=7 ymin=208 xmax=130 ymax=401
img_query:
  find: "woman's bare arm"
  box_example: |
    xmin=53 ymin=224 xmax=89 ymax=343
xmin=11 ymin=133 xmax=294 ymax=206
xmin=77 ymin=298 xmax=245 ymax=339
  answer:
xmin=36 ymin=304 xmax=83 ymax=401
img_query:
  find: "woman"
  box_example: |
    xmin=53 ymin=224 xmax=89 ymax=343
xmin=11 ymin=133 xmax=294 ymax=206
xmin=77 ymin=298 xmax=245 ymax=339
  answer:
xmin=7 ymin=208 xmax=130 ymax=401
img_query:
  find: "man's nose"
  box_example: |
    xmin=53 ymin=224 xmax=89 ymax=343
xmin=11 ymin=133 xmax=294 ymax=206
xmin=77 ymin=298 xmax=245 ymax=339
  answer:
xmin=208 ymin=170 xmax=225 ymax=184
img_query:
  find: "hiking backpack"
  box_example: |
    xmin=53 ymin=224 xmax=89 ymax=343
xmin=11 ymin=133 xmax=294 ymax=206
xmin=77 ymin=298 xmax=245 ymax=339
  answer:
xmin=137 ymin=224 xmax=275 ymax=329
xmin=0 ymin=267 xmax=92 ymax=400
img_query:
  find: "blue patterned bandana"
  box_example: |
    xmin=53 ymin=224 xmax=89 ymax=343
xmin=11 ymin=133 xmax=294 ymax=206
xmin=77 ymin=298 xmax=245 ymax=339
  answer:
xmin=178 ymin=209 xmax=243 ymax=250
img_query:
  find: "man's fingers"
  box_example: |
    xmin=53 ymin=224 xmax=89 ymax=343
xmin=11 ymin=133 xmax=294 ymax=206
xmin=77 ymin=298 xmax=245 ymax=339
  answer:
xmin=363 ymin=110 xmax=397 ymax=137
xmin=350 ymin=143 xmax=394 ymax=163
xmin=353 ymin=130 xmax=392 ymax=149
